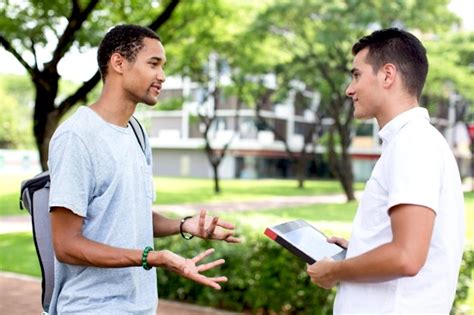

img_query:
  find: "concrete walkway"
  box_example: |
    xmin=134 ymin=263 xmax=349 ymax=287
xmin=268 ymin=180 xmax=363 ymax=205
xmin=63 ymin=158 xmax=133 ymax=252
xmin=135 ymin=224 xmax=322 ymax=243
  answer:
xmin=1 ymin=193 xmax=356 ymax=314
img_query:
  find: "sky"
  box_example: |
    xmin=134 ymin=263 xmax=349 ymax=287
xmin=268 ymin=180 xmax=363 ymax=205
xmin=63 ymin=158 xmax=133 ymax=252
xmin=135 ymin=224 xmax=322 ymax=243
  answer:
xmin=0 ymin=0 xmax=473 ymax=83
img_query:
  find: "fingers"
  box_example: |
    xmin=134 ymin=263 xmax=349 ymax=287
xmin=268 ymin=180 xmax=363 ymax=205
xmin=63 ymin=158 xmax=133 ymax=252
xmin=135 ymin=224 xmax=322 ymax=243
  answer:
xmin=327 ymin=236 xmax=348 ymax=248
xmin=199 ymin=210 xmax=218 ymax=239
xmin=198 ymin=209 xmax=206 ymax=236
xmin=191 ymin=248 xmax=215 ymax=264
xmin=216 ymin=220 xmax=235 ymax=230
xmin=223 ymin=233 xmax=241 ymax=243
xmin=195 ymin=275 xmax=227 ymax=290
xmin=197 ymin=258 xmax=225 ymax=272
xmin=206 ymin=216 xmax=218 ymax=238
xmin=224 ymin=235 xmax=241 ymax=243
xmin=208 ymin=276 xmax=228 ymax=283
xmin=188 ymin=262 xmax=228 ymax=290
xmin=198 ymin=275 xmax=228 ymax=290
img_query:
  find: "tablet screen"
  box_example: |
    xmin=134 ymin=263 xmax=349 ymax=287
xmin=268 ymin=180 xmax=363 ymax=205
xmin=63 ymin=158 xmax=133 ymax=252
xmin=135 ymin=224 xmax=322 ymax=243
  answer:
xmin=283 ymin=225 xmax=344 ymax=261
xmin=267 ymin=219 xmax=346 ymax=263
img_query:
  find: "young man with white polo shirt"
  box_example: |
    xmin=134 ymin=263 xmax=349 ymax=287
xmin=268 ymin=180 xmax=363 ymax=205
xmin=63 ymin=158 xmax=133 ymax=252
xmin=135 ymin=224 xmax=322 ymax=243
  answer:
xmin=306 ymin=28 xmax=465 ymax=314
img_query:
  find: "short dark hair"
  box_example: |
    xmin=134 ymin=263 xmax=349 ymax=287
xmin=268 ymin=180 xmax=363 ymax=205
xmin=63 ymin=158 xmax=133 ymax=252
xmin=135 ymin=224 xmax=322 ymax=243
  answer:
xmin=97 ymin=24 xmax=161 ymax=80
xmin=352 ymin=28 xmax=428 ymax=99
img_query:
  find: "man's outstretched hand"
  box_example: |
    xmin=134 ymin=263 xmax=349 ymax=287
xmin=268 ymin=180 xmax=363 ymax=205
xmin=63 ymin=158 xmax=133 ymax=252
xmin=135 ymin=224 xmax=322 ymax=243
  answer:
xmin=150 ymin=248 xmax=228 ymax=290
xmin=183 ymin=209 xmax=241 ymax=243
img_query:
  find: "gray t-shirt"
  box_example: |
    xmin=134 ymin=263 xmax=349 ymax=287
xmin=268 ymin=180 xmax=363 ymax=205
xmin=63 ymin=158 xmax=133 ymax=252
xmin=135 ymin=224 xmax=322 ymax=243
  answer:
xmin=48 ymin=106 xmax=157 ymax=314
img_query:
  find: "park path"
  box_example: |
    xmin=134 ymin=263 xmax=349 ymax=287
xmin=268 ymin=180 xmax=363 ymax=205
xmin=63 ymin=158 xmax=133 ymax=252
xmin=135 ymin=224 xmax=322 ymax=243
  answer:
xmin=0 ymin=192 xmax=357 ymax=314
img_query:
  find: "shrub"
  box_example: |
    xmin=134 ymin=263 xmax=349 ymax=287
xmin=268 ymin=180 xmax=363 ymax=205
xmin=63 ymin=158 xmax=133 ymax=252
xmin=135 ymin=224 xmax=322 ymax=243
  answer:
xmin=155 ymin=227 xmax=335 ymax=314
xmin=155 ymin=229 xmax=472 ymax=314
xmin=453 ymin=247 xmax=474 ymax=313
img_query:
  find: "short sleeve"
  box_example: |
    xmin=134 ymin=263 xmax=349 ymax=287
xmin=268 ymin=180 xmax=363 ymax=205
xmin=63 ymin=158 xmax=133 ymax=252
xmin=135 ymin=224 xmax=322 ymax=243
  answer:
xmin=385 ymin=131 xmax=443 ymax=214
xmin=48 ymin=131 xmax=95 ymax=217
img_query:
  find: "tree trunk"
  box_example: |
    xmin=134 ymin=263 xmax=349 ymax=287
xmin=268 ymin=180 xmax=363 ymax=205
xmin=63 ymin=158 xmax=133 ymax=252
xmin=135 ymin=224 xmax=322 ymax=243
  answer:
xmin=212 ymin=162 xmax=220 ymax=194
xmin=296 ymin=153 xmax=306 ymax=189
xmin=339 ymin=149 xmax=355 ymax=201
xmin=33 ymin=72 xmax=60 ymax=171
xmin=327 ymin=126 xmax=355 ymax=202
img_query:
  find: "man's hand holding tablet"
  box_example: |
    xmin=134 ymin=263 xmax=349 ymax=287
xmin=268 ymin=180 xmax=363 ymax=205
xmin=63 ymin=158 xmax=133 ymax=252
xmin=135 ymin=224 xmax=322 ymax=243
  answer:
xmin=264 ymin=220 xmax=347 ymax=264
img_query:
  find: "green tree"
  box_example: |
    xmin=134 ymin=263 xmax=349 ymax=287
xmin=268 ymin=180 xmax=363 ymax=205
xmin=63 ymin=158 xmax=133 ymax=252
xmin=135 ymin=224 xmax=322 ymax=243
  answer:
xmin=160 ymin=0 xmax=268 ymax=193
xmin=246 ymin=0 xmax=458 ymax=201
xmin=424 ymin=31 xmax=474 ymax=122
xmin=0 ymin=0 xmax=180 ymax=170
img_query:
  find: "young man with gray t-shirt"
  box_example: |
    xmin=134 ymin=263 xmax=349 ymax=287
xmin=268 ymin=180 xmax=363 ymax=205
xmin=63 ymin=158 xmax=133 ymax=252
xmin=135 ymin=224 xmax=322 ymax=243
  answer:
xmin=48 ymin=24 xmax=240 ymax=314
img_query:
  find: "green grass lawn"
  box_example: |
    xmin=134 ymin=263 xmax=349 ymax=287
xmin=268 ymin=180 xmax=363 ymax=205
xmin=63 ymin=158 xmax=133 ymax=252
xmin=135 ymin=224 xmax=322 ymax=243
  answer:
xmin=152 ymin=177 xmax=365 ymax=204
xmin=0 ymin=174 xmax=35 ymax=216
xmin=1 ymin=174 xmax=364 ymax=216
xmin=0 ymin=232 xmax=41 ymax=277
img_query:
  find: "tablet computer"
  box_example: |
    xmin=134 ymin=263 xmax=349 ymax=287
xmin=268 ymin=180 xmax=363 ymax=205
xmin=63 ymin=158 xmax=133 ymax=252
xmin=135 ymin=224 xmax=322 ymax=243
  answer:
xmin=264 ymin=219 xmax=346 ymax=264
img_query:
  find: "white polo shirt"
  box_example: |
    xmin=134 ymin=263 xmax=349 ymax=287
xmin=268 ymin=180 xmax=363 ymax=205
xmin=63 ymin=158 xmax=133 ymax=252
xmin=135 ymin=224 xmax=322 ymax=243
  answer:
xmin=334 ymin=107 xmax=465 ymax=314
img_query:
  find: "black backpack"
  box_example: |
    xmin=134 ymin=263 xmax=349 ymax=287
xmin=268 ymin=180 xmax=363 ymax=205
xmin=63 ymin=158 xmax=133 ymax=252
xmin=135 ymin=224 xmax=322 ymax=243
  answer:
xmin=19 ymin=116 xmax=147 ymax=312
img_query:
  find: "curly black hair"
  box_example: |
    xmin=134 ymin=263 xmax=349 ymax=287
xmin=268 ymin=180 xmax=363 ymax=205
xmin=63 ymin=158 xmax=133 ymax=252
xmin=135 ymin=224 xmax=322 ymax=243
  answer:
xmin=97 ymin=24 xmax=161 ymax=81
xmin=352 ymin=28 xmax=428 ymax=100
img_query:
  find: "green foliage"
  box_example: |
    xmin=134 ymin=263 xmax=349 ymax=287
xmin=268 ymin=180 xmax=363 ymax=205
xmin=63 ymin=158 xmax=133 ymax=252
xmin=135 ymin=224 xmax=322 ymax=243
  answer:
xmin=0 ymin=74 xmax=34 ymax=105
xmin=156 ymin=96 xmax=185 ymax=111
xmin=156 ymin=228 xmax=336 ymax=314
xmin=453 ymin=247 xmax=474 ymax=311
xmin=246 ymin=0 xmax=459 ymax=107
xmin=0 ymin=87 xmax=34 ymax=148
xmin=425 ymin=31 xmax=474 ymax=105
xmin=0 ymin=0 xmax=178 ymax=54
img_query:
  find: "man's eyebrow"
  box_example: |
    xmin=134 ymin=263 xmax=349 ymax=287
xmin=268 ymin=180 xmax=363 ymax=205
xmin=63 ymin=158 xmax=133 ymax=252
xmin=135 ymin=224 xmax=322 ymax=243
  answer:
xmin=149 ymin=56 xmax=164 ymax=63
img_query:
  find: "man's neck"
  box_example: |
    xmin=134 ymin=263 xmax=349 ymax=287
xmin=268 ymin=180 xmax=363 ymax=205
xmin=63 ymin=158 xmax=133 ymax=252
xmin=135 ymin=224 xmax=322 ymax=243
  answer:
xmin=90 ymin=86 xmax=137 ymax=127
xmin=376 ymin=95 xmax=419 ymax=129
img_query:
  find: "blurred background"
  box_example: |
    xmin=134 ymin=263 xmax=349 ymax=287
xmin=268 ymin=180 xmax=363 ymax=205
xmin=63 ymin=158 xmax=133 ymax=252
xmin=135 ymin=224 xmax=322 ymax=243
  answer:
xmin=0 ymin=0 xmax=472 ymax=314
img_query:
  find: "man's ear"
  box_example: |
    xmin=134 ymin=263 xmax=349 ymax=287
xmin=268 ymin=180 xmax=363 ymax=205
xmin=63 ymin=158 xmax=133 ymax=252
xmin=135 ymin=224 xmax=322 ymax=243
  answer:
xmin=381 ymin=63 xmax=397 ymax=88
xmin=109 ymin=53 xmax=126 ymax=75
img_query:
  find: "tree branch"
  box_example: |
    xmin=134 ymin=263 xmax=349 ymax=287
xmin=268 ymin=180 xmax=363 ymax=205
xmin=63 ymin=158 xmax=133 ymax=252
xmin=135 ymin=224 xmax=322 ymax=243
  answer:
xmin=148 ymin=0 xmax=181 ymax=30
xmin=0 ymin=34 xmax=35 ymax=77
xmin=29 ymin=37 xmax=39 ymax=71
xmin=49 ymin=0 xmax=100 ymax=69
xmin=55 ymin=0 xmax=181 ymax=118
xmin=57 ymin=70 xmax=101 ymax=118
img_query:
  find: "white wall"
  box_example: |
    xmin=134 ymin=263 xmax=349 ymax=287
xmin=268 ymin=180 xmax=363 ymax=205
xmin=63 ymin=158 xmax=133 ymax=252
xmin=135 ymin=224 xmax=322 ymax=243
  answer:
xmin=152 ymin=148 xmax=236 ymax=179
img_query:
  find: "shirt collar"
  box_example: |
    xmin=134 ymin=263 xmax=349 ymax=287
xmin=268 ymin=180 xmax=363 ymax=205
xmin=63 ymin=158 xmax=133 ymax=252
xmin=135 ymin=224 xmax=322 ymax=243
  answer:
xmin=378 ymin=107 xmax=430 ymax=144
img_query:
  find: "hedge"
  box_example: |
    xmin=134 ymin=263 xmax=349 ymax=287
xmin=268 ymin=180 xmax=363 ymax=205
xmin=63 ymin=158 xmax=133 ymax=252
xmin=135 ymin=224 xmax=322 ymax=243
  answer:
xmin=155 ymin=229 xmax=473 ymax=314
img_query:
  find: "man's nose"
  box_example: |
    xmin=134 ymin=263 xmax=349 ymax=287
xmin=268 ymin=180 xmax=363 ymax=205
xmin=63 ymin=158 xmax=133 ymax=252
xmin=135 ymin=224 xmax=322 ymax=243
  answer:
xmin=345 ymin=83 xmax=354 ymax=98
xmin=157 ymin=69 xmax=166 ymax=83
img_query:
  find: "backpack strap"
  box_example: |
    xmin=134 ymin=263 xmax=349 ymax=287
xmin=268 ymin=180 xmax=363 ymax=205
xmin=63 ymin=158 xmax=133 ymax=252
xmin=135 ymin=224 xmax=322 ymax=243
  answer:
xmin=129 ymin=116 xmax=147 ymax=154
